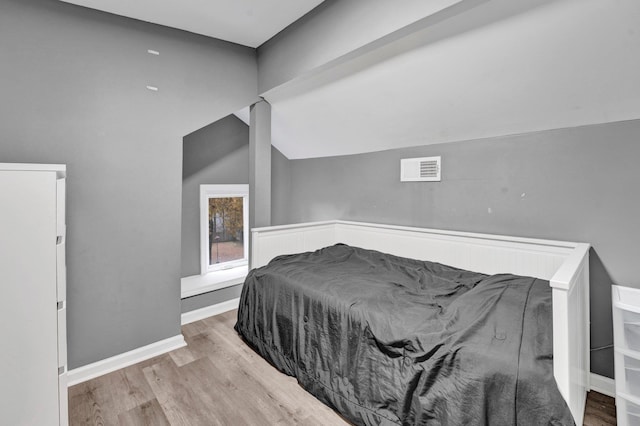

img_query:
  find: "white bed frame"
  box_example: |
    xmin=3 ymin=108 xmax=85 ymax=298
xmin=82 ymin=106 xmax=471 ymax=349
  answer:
xmin=251 ymin=220 xmax=591 ymax=424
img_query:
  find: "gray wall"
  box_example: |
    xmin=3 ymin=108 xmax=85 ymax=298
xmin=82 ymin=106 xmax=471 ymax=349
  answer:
xmin=182 ymin=285 xmax=243 ymax=313
xmin=272 ymin=146 xmax=292 ymax=226
xmin=274 ymin=119 xmax=640 ymax=378
xmin=180 ymin=115 xmax=249 ymax=314
xmin=182 ymin=115 xmax=250 ymax=277
xmin=0 ymin=0 xmax=257 ymax=369
xmin=181 ymin=114 xmax=291 ymax=312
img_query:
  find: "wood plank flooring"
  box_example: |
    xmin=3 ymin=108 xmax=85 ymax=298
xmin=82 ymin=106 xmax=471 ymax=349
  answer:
xmin=583 ymin=391 xmax=617 ymax=426
xmin=69 ymin=309 xmax=616 ymax=425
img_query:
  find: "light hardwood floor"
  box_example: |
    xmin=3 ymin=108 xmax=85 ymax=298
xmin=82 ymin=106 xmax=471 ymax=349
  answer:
xmin=69 ymin=309 xmax=616 ymax=425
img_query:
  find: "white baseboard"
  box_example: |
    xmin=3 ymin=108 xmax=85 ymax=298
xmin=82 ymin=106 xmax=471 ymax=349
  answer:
xmin=181 ymin=297 xmax=240 ymax=325
xmin=590 ymin=373 xmax=615 ymax=398
xmin=67 ymin=334 xmax=186 ymax=386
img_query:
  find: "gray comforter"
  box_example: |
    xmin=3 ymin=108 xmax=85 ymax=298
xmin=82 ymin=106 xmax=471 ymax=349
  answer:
xmin=235 ymin=244 xmax=574 ymax=425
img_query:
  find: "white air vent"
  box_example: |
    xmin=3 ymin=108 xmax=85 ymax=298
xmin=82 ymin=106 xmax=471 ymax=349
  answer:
xmin=400 ymin=156 xmax=441 ymax=182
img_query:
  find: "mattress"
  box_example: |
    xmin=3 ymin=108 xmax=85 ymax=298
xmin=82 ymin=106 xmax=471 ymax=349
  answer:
xmin=235 ymin=244 xmax=574 ymax=425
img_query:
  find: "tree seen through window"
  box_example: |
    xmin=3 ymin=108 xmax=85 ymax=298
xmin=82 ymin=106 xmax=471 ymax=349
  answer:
xmin=208 ymin=197 xmax=244 ymax=265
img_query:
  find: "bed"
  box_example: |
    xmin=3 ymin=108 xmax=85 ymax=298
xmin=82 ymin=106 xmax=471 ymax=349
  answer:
xmin=236 ymin=220 xmax=590 ymax=425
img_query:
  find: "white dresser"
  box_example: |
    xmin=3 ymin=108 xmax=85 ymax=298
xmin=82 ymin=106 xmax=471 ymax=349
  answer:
xmin=0 ymin=164 xmax=68 ymax=426
xmin=613 ymin=285 xmax=640 ymax=426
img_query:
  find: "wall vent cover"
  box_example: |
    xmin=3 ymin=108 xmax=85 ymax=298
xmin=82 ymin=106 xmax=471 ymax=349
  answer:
xmin=401 ymin=156 xmax=441 ymax=182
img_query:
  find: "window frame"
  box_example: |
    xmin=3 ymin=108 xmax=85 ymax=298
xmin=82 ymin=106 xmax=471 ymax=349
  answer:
xmin=199 ymin=184 xmax=249 ymax=275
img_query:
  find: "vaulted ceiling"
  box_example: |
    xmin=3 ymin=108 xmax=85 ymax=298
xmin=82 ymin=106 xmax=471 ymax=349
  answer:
xmin=58 ymin=0 xmax=325 ymax=48
xmin=259 ymin=0 xmax=640 ymax=159
xmin=59 ymin=0 xmax=640 ymax=160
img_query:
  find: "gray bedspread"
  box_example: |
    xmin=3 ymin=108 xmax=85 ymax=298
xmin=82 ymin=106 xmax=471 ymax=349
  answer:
xmin=235 ymin=244 xmax=574 ymax=425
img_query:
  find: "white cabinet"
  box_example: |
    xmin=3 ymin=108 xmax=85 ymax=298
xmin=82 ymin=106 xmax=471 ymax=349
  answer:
xmin=0 ymin=164 xmax=68 ymax=426
xmin=613 ymin=285 xmax=640 ymax=426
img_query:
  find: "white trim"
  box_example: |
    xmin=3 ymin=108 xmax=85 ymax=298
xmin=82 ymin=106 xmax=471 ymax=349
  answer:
xmin=67 ymin=334 xmax=186 ymax=386
xmin=251 ymin=220 xmax=336 ymax=233
xmin=0 ymin=163 xmax=66 ymax=178
xmin=0 ymin=163 xmax=65 ymax=173
xmin=252 ymin=220 xmax=580 ymax=249
xmin=181 ymin=297 xmax=240 ymax=325
xmin=590 ymin=373 xmax=615 ymax=398
xmin=181 ymin=267 xmax=247 ymax=298
xmin=59 ymin=372 xmax=68 ymax=426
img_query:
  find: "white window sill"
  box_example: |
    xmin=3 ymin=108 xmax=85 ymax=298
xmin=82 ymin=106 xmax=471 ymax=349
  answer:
xmin=181 ymin=266 xmax=248 ymax=299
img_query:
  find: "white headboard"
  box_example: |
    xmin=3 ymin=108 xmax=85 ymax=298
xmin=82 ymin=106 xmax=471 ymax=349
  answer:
xmin=252 ymin=220 xmax=584 ymax=285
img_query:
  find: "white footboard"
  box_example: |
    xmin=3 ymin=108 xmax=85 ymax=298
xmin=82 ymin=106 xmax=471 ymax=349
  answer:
xmin=550 ymin=243 xmax=591 ymax=425
xmin=251 ymin=220 xmax=591 ymax=423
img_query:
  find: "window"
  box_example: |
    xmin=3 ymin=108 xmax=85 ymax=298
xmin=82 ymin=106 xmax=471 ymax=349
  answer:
xmin=200 ymin=184 xmax=249 ymax=274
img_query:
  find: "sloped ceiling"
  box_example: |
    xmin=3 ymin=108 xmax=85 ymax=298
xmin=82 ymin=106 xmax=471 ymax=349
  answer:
xmin=58 ymin=0 xmax=325 ymax=48
xmin=260 ymin=0 xmax=640 ymax=159
xmin=60 ymin=0 xmax=640 ymax=159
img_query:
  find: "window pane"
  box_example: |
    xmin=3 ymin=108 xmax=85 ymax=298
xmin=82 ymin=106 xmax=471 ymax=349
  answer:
xmin=208 ymin=197 xmax=244 ymax=265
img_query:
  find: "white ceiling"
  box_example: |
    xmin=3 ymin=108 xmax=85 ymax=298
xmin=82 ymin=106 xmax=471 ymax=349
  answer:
xmin=58 ymin=0 xmax=325 ymax=48
xmin=260 ymin=0 xmax=640 ymax=159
